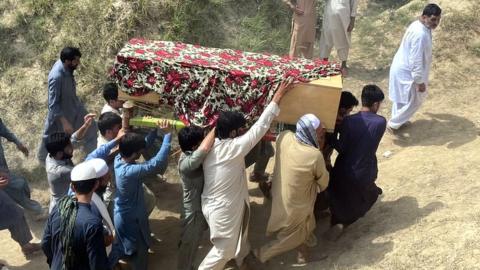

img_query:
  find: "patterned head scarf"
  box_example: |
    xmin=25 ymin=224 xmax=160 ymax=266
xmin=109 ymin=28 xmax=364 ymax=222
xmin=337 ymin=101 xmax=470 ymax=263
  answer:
xmin=295 ymin=114 xmax=320 ymax=148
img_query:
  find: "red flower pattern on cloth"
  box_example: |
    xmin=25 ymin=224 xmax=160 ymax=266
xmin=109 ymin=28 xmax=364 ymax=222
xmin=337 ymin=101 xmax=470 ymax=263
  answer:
xmin=112 ymin=39 xmax=341 ymax=127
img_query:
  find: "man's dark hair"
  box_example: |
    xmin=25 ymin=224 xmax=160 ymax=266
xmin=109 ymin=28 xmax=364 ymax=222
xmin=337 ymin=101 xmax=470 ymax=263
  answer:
xmin=361 ymin=84 xmax=385 ymax=107
xmin=119 ymin=133 xmax=146 ymax=158
xmin=45 ymin=132 xmax=71 ymax=156
xmin=98 ymin=112 xmax=122 ymax=136
xmin=339 ymin=91 xmax=359 ymax=110
xmin=71 ymin=179 xmax=98 ymax=195
xmin=60 ymin=47 xmax=82 ymax=62
xmin=215 ymin=111 xmax=246 ymax=139
xmin=178 ymin=126 xmax=204 ymax=152
xmin=422 ymin=3 xmax=442 ymax=17
xmin=103 ymin=83 xmax=119 ymax=102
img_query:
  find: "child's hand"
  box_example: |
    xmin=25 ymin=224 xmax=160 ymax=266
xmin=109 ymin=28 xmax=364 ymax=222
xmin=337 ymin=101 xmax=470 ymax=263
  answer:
xmin=157 ymin=119 xmax=171 ymax=133
xmin=115 ymin=128 xmax=126 ymax=140
xmin=83 ymin=113 xmax=96 ymax=127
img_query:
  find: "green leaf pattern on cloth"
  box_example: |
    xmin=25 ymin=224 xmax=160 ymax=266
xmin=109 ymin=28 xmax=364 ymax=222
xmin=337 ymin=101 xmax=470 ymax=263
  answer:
xmin=112 ymin=38 xmax=340 ymax=127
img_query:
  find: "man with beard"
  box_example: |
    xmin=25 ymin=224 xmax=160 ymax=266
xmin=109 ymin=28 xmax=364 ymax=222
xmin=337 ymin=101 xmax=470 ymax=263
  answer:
xmin=38 ymin=47 xmax=98 ymax=164
xmin=199 ymin=80 xmax=293 ymax=270
xmin=388 ymin=4 xmax=442 ymax=132
xmin=45 ymin=114 xmax=95 ymax=212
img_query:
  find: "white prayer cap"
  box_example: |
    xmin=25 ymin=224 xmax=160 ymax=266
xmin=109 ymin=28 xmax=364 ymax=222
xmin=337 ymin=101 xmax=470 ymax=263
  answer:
xmin=71 ymin=158 xmax=108 ymax=182
xmin=302 ymin=114 xmax=321 ymax=129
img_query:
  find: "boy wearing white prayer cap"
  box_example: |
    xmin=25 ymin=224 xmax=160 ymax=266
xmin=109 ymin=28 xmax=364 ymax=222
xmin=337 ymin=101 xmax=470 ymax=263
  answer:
xmin=41 ymin=160 xmax=109 ymax=270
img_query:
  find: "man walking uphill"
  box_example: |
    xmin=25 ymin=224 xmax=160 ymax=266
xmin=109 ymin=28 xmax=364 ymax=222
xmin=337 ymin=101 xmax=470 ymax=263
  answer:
xmin=38 ymin=47 xmax=98 ymax=164
xmin=388 ymin=4 xmax=442 ymax=132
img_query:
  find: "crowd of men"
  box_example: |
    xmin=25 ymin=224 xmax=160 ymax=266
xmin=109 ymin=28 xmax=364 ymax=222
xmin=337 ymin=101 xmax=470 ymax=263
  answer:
xmin=0 ymin=2 xmax=441 ymax=270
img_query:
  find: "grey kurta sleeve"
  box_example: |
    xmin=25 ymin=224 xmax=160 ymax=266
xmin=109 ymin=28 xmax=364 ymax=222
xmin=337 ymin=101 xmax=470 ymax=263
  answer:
xmin=179 ymin=150 xmax=208 ymax=173
xmin=0 ymin=118 xmax=21 ymax=145
xmin=47 ymin=76 xmax=63 ymax=120
xmin=350 ymin=0 xmax=359 ymax=17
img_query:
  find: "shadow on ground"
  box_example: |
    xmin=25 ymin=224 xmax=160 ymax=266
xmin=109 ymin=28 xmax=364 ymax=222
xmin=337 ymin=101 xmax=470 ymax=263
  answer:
xmin=392 ymin=113 xmax=479 ymax=148
xmin=249 ymin=195 xmax=442 ymax=269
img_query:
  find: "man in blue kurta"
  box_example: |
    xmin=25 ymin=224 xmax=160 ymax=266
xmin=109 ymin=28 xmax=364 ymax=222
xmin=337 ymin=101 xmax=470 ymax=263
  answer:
xmin=327 ymin=84 xmax=386 ymax=238
xmin=42 ymin=160 xmax=109 ymax=270
xmin=110 ymin=120 xmax=172 ymax=270
xmin=38 ymin=47 xmax=97 ymax=164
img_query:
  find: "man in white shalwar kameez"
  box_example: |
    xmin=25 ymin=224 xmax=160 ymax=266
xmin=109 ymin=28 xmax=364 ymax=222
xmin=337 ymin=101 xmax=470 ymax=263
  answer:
xmin=319 ymin=0 xmax=359 ymax=74
xmin=200 ymin=80 xmax=293 ymax=270
xmin=388 ymin=4 xmax=442 ymax=132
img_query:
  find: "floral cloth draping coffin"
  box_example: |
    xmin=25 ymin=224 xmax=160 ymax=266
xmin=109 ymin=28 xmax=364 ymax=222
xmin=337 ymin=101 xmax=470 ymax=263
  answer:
xmin=111 ymin=38 xmax=341 ymax=127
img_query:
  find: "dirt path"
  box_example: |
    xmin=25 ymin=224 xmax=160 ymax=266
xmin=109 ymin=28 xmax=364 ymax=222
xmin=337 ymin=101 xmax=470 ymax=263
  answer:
xmin=2 ymin=89 xmax=480 ymax=269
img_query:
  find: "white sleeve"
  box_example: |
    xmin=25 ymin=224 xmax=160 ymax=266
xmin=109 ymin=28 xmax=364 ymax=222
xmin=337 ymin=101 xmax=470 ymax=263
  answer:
xmin=232 ymin=102 xmax=280 ymax=157
xmin=408 ymin=33 xmax=428 ymax=84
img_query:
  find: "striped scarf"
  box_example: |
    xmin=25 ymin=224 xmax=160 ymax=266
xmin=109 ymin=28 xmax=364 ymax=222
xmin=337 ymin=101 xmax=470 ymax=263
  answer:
xmin=295 ymin=114 xmax=320 ymax=148
xmin=57 ymin=196 xmax=78 ymax=270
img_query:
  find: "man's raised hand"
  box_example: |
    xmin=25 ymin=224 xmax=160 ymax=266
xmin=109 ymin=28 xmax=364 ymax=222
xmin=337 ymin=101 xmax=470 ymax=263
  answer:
xmin=83 ymin=113 xmax=96 ymax=127
xmin=272 ymin=77 xmax=295 ymax=104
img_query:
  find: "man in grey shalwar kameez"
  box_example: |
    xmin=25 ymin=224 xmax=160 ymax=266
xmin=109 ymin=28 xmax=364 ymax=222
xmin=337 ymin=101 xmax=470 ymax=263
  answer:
xmin=0 ymin=171 xmax=41 ymax=257
xmin=38 ymin=47 xmax=97 ymax=164
xmin=0 ymin=118 xmax=44 ymax=219
xmin=177 ymin=127 xmax=215 ymax=270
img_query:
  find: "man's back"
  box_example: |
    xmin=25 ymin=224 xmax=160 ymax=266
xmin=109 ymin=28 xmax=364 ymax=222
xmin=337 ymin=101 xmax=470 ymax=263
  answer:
xmin=334 ymin=111 xmax=386 ymax=183
xmin=43 ymin=202 xmax=108 ymax=270
xmin=202 ymin=138 xmax=250 ymax=207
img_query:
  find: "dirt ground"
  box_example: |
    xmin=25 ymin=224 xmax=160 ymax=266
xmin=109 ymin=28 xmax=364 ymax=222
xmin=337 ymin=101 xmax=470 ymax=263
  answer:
xmin=2 ymin=76 xmax=480 ymax=270
xmin=1 ymin=0 xmax=480 ymax=269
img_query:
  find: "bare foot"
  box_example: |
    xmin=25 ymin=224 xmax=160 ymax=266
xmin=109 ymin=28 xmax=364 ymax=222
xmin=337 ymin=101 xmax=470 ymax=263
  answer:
xmin=296 ymin=245 xmax=309 ymax=264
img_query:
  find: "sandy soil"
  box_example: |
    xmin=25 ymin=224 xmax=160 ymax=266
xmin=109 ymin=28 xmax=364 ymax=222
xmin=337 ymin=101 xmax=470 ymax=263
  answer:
xmin=1 ymin=0 xmax=480 ymax=269
xmin=2 ymin=78 xmax=479 ymax=270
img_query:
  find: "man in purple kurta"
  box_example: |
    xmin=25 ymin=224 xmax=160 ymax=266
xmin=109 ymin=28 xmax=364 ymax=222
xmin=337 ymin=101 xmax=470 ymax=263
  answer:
xmin=327 ymin=85 xmax=386 ymax=235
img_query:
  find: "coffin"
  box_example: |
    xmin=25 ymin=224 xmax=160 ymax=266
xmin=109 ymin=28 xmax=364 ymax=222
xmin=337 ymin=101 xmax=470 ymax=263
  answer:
xmin=112 ymin=39 xmax=342 ymax=129
xmin=276 ymin=75 xmax=342 ymax=131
